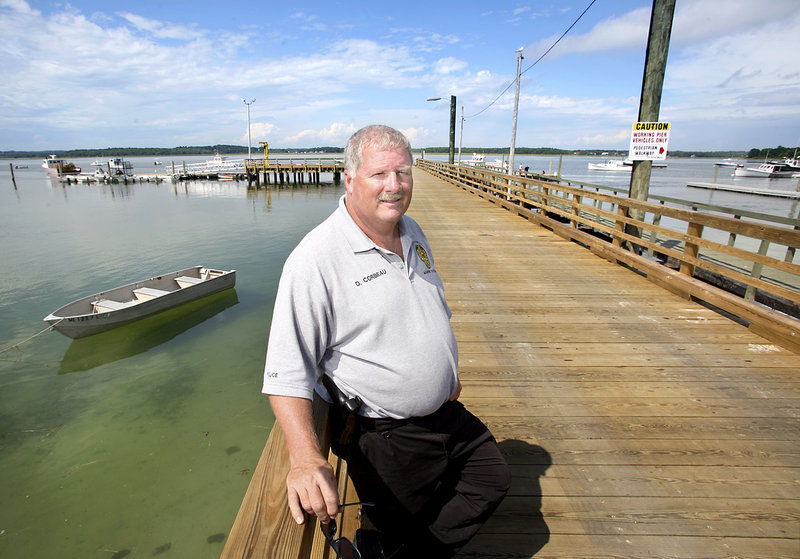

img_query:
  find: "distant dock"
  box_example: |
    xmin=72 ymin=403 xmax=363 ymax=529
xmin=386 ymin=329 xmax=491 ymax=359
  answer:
xmin=162 ymin=157 xmax=344 ymax=186
xmin=687 ymin=181 xmax=800 ymax=199
xmin=60 ymin=173 xmax=171 ymax=184
xmin=243 ymin=157 xmax=343 ymax=186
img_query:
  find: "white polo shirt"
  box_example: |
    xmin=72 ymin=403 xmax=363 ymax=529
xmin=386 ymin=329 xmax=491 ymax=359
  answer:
xmin=262 ymin=195 xmax=459 ymax=419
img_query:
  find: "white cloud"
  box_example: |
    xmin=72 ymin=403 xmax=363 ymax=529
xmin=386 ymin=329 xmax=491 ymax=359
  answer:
xmin=399 ymin=127 xmax=432 ymax=145
xmin=283 ymin=122 xmax=358 ymax=145
xmin=244 ymin=122 xmax=278 ymax=144
xmin=528 ymin=6 xmax=650 ymax=56
xmin=433 ymin=57 xmax=467 ymax=75
xmin=117 ymin=12 xmax=202 ymax=40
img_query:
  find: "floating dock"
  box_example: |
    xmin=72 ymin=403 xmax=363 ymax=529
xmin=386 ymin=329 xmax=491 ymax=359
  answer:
xmin=687 ymin=181 xmax=800 ymax=198
xmin=59 ymin=173 xmax=172 ymax=184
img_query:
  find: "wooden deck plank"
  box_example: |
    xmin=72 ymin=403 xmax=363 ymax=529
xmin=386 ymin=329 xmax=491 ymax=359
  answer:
xmin=406 ymin=168 xmax=800 ymax=559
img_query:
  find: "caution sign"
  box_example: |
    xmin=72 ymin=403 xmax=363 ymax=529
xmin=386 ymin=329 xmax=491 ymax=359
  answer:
xmin=628 ymin=122 xmax=670 ymax=160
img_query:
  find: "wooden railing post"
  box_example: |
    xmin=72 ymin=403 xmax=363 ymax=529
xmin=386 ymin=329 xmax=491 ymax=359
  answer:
xmin=680 ymin=221 xmax=705 ymax=276
xmin=571 ymin=194 xmax=582 ymax=229
xmin=745 ymin=240 xmax=771 ymax=301
xmin=786 ymin=225 xmax=799 ymax=263
xmin=613 ymin=204 xmax=628 ymax=248
xmin=728 ymin=215 xmax=742 ymax=246
xmin=647 ymin=202 xmax=665 ymax=257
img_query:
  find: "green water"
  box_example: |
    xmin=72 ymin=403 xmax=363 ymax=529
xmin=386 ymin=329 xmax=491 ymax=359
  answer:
xmin=0 ymin=160 xmax=344 ymax=558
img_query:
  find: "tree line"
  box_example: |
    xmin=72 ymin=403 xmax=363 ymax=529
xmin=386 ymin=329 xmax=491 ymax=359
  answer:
xmin=0 ymin=145 xmax=344 ymax=159
xmin=2 ymin=144 xmax=797 ymax=160
xmin=746 ymin=146 xmax=799 ymax=160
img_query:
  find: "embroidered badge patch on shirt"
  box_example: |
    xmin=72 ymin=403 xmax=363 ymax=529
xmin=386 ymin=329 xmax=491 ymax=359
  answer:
xmin=415 ymin=244 xmax=431 ymax=269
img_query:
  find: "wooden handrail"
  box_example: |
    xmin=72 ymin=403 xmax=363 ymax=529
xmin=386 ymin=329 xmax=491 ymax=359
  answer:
xmin=416 ymin=158 xmax=800 ymax=353
xmin=221 ymin=396 xmax=362 ymax=559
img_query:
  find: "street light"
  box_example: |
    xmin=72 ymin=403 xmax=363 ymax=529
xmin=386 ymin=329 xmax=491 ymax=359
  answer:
xmin=427 ymin=95 xmax=456 ymax=164
xmin=508 ymin=47 xmax=524 ymax=175
xmin=241 ymin=98 xmax=256 ymax=159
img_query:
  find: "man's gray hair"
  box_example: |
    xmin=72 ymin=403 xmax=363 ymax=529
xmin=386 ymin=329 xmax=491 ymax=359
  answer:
xmin=344 ymin=125 xmax=412 ymax=177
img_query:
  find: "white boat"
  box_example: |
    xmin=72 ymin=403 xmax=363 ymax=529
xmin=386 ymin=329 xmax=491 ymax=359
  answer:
xmin=588 ymin=159 xmax=667 ymax=171
xmin=461 ymin=153 xmax=486 ymax=167
xmin=783 ymin=157 xmax=800 ymax=172
xmin=44 ymin=266 xmax=236 ymax=338
xmin=733 ymin=162 xmax=795 ymax=178
xmin=588 ymin=159 xmax=629 ymax=171
xmin=42 ymin=155 xmax=81 ymax=176
xmin=108 ymin=157 xmax=134 ymax=176
xmin=715 ymin=159 xmax=741 ymax=167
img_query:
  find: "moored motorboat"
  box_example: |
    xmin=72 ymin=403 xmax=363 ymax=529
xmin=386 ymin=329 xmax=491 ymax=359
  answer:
xmin=588 ymin=159 xmax=629 ymax=171
xmin=44 ymin=266 xmax=236 ymax=338
xmin=588 ymin=159 xmax=667 ymax=171
xmin=733 ymin=162 xmax=795 ymax=178
xmin=42 ymin=155 xmax=81 ymax=176
xmin=461 ymin=153 xmax=487 ymax=167
xmin=108 ymin=157 xmax=134 ymax=176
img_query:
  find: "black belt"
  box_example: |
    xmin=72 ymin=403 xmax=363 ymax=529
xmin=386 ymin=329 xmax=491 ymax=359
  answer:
xmin=356 ymin=400 xmax=455 ymax=432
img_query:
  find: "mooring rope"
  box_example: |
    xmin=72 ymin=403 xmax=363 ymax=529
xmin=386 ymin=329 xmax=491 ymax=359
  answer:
xmin=0 ymin=319 xmax=63 ymax=355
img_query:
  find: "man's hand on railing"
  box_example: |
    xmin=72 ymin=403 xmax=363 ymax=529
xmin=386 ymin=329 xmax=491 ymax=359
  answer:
xmin=286 ymin=453 xmax=341 ymax=525
xmin=269 ymin=395 xmax=342 ymax=525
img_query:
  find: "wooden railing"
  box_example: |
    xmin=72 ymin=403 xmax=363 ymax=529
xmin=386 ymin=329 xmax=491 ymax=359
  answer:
xmin=416 ymin=158 xmax=800 ymax=353
xmin=221 ymin=396 xmax=362 ymax=559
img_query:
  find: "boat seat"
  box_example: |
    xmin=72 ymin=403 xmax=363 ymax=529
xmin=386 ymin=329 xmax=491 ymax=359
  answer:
xmin=175 ymin=276 xmax=204 ymax=288
xmin=132 ymin=287 xmax=171 ymax=301
xmin=93 ymin=299 xmax=137 ymax=313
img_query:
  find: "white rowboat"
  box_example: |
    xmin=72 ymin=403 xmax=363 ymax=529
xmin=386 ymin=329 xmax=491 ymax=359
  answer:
xmin=44 ymin=266 xmax=236 ymax=338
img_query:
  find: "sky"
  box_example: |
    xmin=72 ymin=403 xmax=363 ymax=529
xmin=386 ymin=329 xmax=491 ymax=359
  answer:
xmin=1 ymin=0 xmax=799 ymax=152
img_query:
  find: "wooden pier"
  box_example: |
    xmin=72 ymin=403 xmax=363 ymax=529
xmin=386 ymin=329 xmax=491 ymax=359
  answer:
xmin=243 ymin=157 xmax=344 ymax=186
xmin=163 ymin=157 xmax=344 ymax=184
xmin=222 ymin=165 xmax=800 ymax=559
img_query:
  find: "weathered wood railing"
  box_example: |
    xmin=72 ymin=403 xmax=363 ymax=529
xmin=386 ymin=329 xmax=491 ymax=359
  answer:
xmin=416 ymin=158 xmax=800 ymax=353
xmin=221 ymin=396 xmax=361 ymax=559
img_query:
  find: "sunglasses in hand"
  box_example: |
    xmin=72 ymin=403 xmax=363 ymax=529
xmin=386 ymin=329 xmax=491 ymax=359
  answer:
xmin=319 ymin=502 xmax=375 ymax=559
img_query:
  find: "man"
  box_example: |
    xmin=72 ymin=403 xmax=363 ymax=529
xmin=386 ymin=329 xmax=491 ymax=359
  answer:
xmin=263 ymin=125 xmax=510 ymax=558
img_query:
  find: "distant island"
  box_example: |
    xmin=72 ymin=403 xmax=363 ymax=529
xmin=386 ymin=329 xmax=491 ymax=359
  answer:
xmin=1 ymin=144 xmax=797 ymax=160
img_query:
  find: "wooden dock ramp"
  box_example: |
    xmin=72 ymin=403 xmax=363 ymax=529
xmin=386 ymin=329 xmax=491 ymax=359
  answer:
xmin=223 ymin=167 xmax=800 ymax=558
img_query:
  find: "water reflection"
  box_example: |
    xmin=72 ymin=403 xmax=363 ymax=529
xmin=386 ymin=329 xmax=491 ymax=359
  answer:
xmin=58 ymin=288 xmax=238 ymax=374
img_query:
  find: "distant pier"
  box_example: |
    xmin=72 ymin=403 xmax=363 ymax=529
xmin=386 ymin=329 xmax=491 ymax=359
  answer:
xmin=163 ymin=157 xmax=344 ymax=186
xmin=243 ymin=157 xmax=343 ymax=186
xmin=688 ymin=181 xmax=800 ymax=199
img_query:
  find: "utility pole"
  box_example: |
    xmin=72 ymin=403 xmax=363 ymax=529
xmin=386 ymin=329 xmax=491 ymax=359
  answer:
xmin=627 ymin=0 xmax=675 ymax=245
xmin=427 ymin=95 xmax=457 ymax=164
xmin=457 ymin=105 xmax=464 ymax=165
xmin=448 ymin=95 xmax=456 ymax=165
xmin=508 ymin=47 xmax=524 ymax=175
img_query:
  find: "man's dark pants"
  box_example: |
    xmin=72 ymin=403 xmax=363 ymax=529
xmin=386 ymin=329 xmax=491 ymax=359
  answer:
xmin=331 ymin=400 xmax=511 ymax=558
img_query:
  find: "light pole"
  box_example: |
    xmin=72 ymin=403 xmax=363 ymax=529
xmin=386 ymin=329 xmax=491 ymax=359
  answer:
xmin=241 ymin=98 xmax=255 ymax=159
xmin=508 ymin=47 xmax=524 ymax=175
xmin=427 ymin=95 xmax=456 ymax=164
xmin=458 ymin=105 xmax=464 ymax=165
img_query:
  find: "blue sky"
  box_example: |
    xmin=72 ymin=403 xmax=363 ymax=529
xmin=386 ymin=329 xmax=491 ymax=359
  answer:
xmin=1 ymin=0 xmax=798 ymax=152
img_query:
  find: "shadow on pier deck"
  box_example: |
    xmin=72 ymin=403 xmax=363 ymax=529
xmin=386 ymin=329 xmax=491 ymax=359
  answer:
xmin=223 ymin=168 xmax=800 ymax=559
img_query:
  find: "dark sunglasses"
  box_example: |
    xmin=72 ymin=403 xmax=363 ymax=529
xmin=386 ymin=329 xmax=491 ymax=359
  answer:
xmin=319 ymin=502 xmax=375 ymax=559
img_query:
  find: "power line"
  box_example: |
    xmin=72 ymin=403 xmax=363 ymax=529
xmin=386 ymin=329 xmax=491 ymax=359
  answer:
xmin=465 ymin=0 xmax=597 ymax=120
